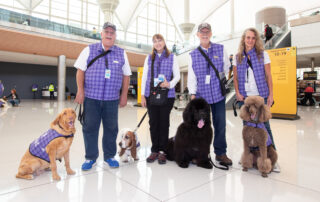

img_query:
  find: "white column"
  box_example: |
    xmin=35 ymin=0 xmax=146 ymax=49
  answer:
xmin=311 ymin=58 xmax=315 ymax=71
xmin=180 ymin=72 xmax=184 ymax=93
xmin=230 ymin=0 xmax=234 ymax=35
xmin=97 ymin=0 xmax=119 ymax=23
xmin=58 ymin=55 xmax=66 ymax=101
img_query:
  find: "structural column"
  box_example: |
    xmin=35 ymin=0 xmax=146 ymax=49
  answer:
xmin=180 ymin=72 xmax=184 ymax=93
xmin=179 ymin=0 xmax=195 ymax=41
xmin=230 ymin=0 xmax=234 ymax=36
xmin=311 ymin=58 xmax=315 ymax=71
xmin=97 ymin=0 xmax=119 ymax=23
xmin=58 ymin=55 xmax=66 ymax=101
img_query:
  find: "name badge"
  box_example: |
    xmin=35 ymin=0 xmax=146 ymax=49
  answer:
xmin=158 ymin=74 xmax=165 ymax=82
xmin=214 ymin=56 xmax=219 ymax=59
xmin=205 ymin=75 xmax=210 ymax=84
xmin=113 ymin=60 xmax=119 ymax=63
xmin=105 ymin=69 xmax=111 ymax=79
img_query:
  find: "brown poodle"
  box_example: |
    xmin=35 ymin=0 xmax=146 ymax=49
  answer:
xmin=239 ymin=96 xmax=278 ymax=177
xmin=16 ymin=108 xmax=76 ymax=180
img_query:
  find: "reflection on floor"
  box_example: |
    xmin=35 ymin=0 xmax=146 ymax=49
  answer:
xmin=0 ymin=99 xmax=320 ymax=202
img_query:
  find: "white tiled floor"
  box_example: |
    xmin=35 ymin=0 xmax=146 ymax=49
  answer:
xmin=0 ymin=99 xmax=320 ymax=202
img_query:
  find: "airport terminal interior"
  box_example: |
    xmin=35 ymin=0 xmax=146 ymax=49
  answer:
xmin=1 ymin=0 xmax=320 ymax=201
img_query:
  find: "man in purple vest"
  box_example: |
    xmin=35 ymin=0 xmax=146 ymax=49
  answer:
xmin=188 ymin=23 xmax=232 ymax=166
xmin=74 ymin=22 xmax=132 ymax=170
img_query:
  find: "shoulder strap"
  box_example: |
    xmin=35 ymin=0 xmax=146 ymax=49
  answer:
xmin=243 ymin=51 xmax=253 ymax=69
xmin=87 ymin=50 xmax=111 ymax=69
xmin=149 ymin=56 xmax=156 ymax=90
xmin=197 ymin=46 xmax=221 ymax=80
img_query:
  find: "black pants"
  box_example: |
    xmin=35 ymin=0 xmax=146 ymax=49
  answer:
xmin=147 ymin=98 xmax=175 ymax=153
xmin=50 ymin=91 xmax=54 ymax=99
xmin=303 ymin=92 xmax=314 ymax=105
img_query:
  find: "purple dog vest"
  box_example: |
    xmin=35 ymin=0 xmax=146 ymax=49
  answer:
xmin=245 ymin=122 xmax=272 ymax=146
xmin=29 ymin=129 xmax=74 ymax=162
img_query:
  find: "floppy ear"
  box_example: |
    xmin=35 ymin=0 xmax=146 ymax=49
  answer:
xmin=51 ymin=113 xmax=62 ymax=126
xmin=119 ymin=148 xmax=126 ymax=157
xmin=258 ymin=104 xmax=272 ymax=123
xmin=131 ymin=136 xmax=137 ymax=160
xmin=183 ymin=101 xmax=194 ymax=124
xmin=239 ymin=105 xmax=251 ymax=121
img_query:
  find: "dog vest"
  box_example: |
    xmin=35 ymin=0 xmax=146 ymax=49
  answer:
xmin=244 ymin=122 xmax=272 ymax=146
xmin=29 ymin=129 xmax=74 ymax=162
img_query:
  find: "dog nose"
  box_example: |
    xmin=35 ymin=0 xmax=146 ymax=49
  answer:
xmin=125 ymin=136 xmax=129 ymax=139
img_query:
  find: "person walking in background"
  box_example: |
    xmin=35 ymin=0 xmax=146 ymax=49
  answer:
xmin=49 ymin=83 xmax=54 ymax=99
xmin=228 ymin=54 xmax=233 ymax=80
xmin=264 ymin=24 xmax=273 ymax=44
xmin=188 ymin=23 xmax=232 ymax=166
xmin=92 ymin=27 xmax=97 ymax=39
xmin=233 ymin=27 xmax=280 ymax=172
xmin=74 ymin=22 xmax=131 ymax=171
xmin=141 ymin=34 xmax=180 ymax=165
xmin=303 ymin=83 xmax=315 ymax=106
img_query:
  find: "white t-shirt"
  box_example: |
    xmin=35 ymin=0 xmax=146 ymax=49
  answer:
xmin=233 ymin=51 xmax=270 ymax=96
xmin=187 ymin=45 xmax=230 ymax=95
xmin=74 ymin=44 xmax=132 ymax=76
xmin=141 ymin=54 xmax=180 ymax=95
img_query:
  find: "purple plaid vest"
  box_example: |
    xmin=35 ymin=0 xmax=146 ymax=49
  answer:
xmin=236 ymin=48 xmax=269 ymax=98
xmin=29 ymin=129 xmax=74 ymax=162
xmin=190 ymin=42 xmax=225 ymax=104
xmin=144 ymin=51 xmax=175 ymax=98
xmin=85 ymin=43 xmax=125 ymax=101
xmin=245 ymin=122 xmax=272 ymax=146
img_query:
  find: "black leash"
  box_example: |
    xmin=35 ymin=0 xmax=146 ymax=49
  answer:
xmin=133 ymin=111 xmax=148 ymax=133
xmin=233 ymin=99 xmax=240 ymax=117
xmin=74 ymin=103 xmax=85 ymax=126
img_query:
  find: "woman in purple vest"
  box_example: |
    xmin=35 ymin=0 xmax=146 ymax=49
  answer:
xmin=233 ymin=27 xmax=280 ymax=172
xmin=188 ymin=23 xmax=233 ymax=166
xmin=141 ymin=34 xmax=180 ymax=164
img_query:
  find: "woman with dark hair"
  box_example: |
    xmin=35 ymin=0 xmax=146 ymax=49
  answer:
xmin=233 ymin=27 xmax=280 ymax=172
xmin=141 ymin=34 xmax=180 ymax=164
xmin=4 ymin=89 xmax=20 ymax=106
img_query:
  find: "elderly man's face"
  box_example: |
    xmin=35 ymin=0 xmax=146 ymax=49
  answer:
xmin=197 ymin=28 xmax=212 ymax=45
xmin=101 ymin=27 xmax=116 ymax=48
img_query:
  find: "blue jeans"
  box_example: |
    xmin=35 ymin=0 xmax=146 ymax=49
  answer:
xmin=238 ymin=98 xmax=276 ymax=149
xmin=9 ymin=99 xmax=20 ymax=106
xmin=210 ymin=98 xmax=227 ymax=156
xmin=82 ymin=97 xmax=119 ymax=161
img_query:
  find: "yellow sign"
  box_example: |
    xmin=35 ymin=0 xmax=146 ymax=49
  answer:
xmin=267 ymin=47 xmax=297 ymax=117
xmin=137 ymin=67 xmax=143 ymax=104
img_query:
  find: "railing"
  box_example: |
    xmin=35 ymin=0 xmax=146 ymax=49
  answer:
xmin=264 ymin=23 xmax=290 ymax=49
xmin=0 ymin=8 xmax=152 ymax=52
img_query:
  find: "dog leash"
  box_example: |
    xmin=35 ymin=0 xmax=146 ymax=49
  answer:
xmin=232 ymin=99 xmax=240 ymax=117
xmin=133 ymin=111 xmax=148 ymax=133
xmin=74 ymin=103 xmax=85 ymax=126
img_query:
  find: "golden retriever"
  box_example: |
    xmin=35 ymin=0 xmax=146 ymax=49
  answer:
xmin=16 ymin=108 xmax=76 ymax=180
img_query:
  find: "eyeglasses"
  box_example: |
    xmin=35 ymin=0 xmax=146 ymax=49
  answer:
xmin=103 ymin=30 xmax=115 ymax=35
xmin=199 ymin=30 xmax=211 ymax=35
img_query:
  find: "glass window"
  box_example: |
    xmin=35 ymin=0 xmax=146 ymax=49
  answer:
xmin=148 ymin=3 xmax=157 ymax=20
xmin=159 ymin=23 xmax=166 ymax=38
xmin=127 ymin=20 xmax=137 ymax=32
xmin=127 ymin=32 xmax=137 ymax=43
xmin=117 ymin=30 xmax=125 ymax=41
xmin=159 ymin=7 xmax=166 ymax=23
xmin=137 ymin=35 xmax=148 ymax=44
xmin=138 ymin=17 xmax=147 ymax=35
xmin=148 ymin=20 xmax=156 ymax=37
xmin=33 ymin=0 xmax=49 ymax=14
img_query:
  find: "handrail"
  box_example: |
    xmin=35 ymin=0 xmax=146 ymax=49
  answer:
xmin=264 ymin=22 xmax=289 ymax=49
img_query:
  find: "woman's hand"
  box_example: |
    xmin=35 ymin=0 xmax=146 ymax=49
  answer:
xmin=267 ymin=95 xmax=274 ymax=107
xmin=160 ymin=78 xmax=170 ymax=88
xmin=141 ymin=95 xmax=147 ymax=108
xmin=236 ymin=92 xmax=244 ymax=101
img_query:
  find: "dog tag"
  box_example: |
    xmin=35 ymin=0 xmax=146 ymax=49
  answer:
xmin=105 ymin=69 xmax=111 ymax=79
xmin=205 ymin=75 xmax=210 ymax=84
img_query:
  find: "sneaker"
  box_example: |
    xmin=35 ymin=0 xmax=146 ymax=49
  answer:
xmin=81 ymin=160 xmax=96 ymax=171
xmin=216 ymin=154 xmax=233 ymax=166
xmin=158 ymin=151 xmax=166 ymax=165
xmin=147 ymin=152 xmax=158 ymax=163
xmin=104 ymin=158 xmax=119 ymax=168
xmin=273 ymin=162 xmax=281 ymax=173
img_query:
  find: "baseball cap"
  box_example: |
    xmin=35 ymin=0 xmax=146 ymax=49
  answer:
xmin=198 ymin=23 xmax=211 ymax=32
xmin=103 ymin=22 xmax=116 ymax=31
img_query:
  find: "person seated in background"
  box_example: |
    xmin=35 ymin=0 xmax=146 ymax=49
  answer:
xmin=303 ymin=83 xmax=315 ymax=106
xmin=0 ymin=80 xmax=4 ymax=97
xmin=4 ymin=89 xmax=20 ymax=106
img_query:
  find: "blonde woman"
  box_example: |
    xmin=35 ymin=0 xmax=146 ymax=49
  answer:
xmin=233 ymin=27 xmax=280 ymax=172
xmin=141 ymin=34 xmax=180 ymax=164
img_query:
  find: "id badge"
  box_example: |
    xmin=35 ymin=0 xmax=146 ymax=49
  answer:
xmin=205 ymin=75 xmax=210 ymax=84
xmin=154 ymin=78 xmax=159 ymax=87
xmin=158 ymin=74 xmax=165 ymax=82
xmin=105 ymin=69 xmax=111 ymax=79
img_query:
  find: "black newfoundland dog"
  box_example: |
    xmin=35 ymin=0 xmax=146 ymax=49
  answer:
xmin=166 ymin=98 xmax=213 ymax=169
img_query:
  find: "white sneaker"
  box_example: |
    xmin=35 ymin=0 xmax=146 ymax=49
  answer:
xmin=273 ymin=162 xmax=281 ymax=173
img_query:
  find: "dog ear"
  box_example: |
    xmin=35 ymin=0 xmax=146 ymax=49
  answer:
xmin=119 ymin=142 xmax=122 ymax=147
xmin=51 ymin=113 xmax=62 ymax=126
xmin=239 ymin=105 xmax=251 ymax=121
xmin=258 ymin=104 xmax=272 ymax=122
xmin=119 ymin=148 xmax=125 ymax=157
xmin=131 ymin=136 xmax=137 ymax=160
xmin=183 ymin=101 xmax=194 ymax=124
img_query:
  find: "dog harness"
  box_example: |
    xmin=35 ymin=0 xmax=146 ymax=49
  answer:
xmin=29 ymin=129 xmax=74 ymax=163
xmin=244 ymin=122 xmax=272 ymax=146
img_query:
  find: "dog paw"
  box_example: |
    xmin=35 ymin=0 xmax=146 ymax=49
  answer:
xmin=261 ymin=173 xmax=268 ymax=178
xmin=197 ymin=161 xmax=213 ymax=169
xmin=178 ymin=162 xmax=189 ymax=168
xmin=134 ymin=158 xmax=139 ymax=161
xmin=122 ymin=160 xmax=129 ymax=163
xmin=52 ymin=174 xmax=61 ymax=181
xmin=67 ymin=168 xmax=75 ymax=175
xmin=242 ymin=167 xmax=248 ymax=172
